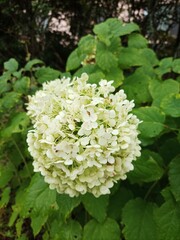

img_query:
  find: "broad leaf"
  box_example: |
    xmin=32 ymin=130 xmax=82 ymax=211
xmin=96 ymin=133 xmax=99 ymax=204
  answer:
xmin=66 ymin=49 xmax=82 ymax=71
xmin=56 ymin=194 xmax=81 ymax=219
xmin=128 ymin=33 xmax=148 ymax=48
xmin=128 ymin=150 xmax=164 ymax=183
xmin=24 ymin=59 xmax=44 ymax=71
xmin=0 ymin=92 xmax=21 ymax=112
xmin=35 ymin=67 xmax=61 ymax=83
xmin=149 ymin=79 xmax=179 ymax=107
xmin=14 ymin=76 xmax=30 ymax=94
xmin=58 ymin=220 xmax=82 ymax=240
xmin=0 ymin=162 xmax=15 ymax=188
xmin=172 ymin=59 xmax=180 ymax=74
xmin=161 ymin=93 xmax=180 ymax=117
xmin=122 ymin=198 xmax=157 ymax=240
xmin=154 ymin=190 xmax=180 ymax=240
xmin=133 ymin=106 xmax=165 ymax=139
xmin=93 ymin=22 xmax=111 ymax=46
xmin=83 ymin=218 xmax=121 ymax=240
xmin=122 ymin=67 xmax=152 ymax=105
xmin=82 ymin=193 xmax=109 ymax=223
xmin=4 ymin=58 xmax=19 ymax=73
xmin=169 ymin=155 xmax=180 ymax=201
xmin=0 ymin=187 xmax=11 ymax=208
xmin=155 ymin=57 xmax=173 ymax=76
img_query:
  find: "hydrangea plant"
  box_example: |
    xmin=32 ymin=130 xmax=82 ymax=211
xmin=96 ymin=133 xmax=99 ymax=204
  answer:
xmin=27 ymin=73 xmax=141 ymax=197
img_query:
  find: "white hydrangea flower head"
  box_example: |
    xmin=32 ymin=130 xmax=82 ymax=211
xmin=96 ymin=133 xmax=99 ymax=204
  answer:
xmin=27 ymin=73 xmax=141 ymax=197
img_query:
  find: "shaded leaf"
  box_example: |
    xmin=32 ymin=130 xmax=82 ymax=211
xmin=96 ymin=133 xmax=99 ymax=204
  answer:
xmin=83 ymin=218 xmax=121 ymax=240
xmin=122 ymin=198 xmax=157 ymax=240
xmin=93 ymin=22 xmax=111 ymax=46
xmin=66 ymin=49 xmax=83 ymax=72
xmin=128 ymin=150 xmax=164 ymax=183
xmin=172 ymin=59 xmax=180 ymax=74
xmin=24 ymin=59 xmax=44 ymax=71
xmin=35 ymin=67 xmax=61 ymax=83
xmin=128 ymin=33 xmax=148 ymax=48
xmin=82 ymin=193 xmax=109 ymax=223
xmin=169 ymin=155 xmax=180 ymax=201
xmin=161 ymin=93 xmax=180 ymax=117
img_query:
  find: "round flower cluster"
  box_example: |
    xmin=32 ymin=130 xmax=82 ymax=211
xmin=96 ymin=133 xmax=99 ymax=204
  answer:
xmin=27 ymin=73 xmax=141 ymax=197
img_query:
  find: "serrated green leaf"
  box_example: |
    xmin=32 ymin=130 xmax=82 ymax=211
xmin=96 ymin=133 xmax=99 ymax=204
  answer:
xmin=0 ymin=112 xmax=30 ymax=139
xmin=119 ymin=47 xmax=147 ymax=68
xmin=24 ymin=59 xmax=44 ymax=71
xmin=128 ymin=33 xmax=148 ymax=48
xmin=83 ymin=218 xmax=121 ymax=240
xmin=169 ymin=155 xmax=180 ymax=201
xmin=128 ymin=150 xmax=164 ymax=183
xmin=82 ymin=193 xmax=109 ymax=223
xmin=122 ymin=198 xmax=157 ymax=240
xmin=56 ymin=194 xmax=81 ymax=219
xmin=122 ymin=67 xmax=152 ymax=105
xmin=140 ymin=48 xmax=159 ymax=66
xmin=105 ymin=67 xmax=124 ymax=87
xmin=96 ymin=42 xmax=118 ymax=71
xmin=149 ymin=79 xmax=179 ymax=107
xmin=172 ymin=58 xmax=180 ymax=74
xmin=0 ymin=162 xmax=15 ymax=188
xmin=107 ymin=187 xmax=133 ymax=220
xmin=14 ymin=76 xmax=30 ymax=94
xmin=93 ymin=22 xmax=111 ymax=46
xmin=161 ymin=93 xmax=180 ymax=117
xmin=21 ymin=173 xmax=56 ymax=217
xmin=155 ymin=57 xmax=173 ymax=76
xmin=154 ymin=192 xmax=180 ymax=240
xmin=133 ymin=106 xmax=165 ymax=139
xmin=0 ymin=72 xmax=11 ymax=94
xmin=35 ymin=67 xmax=61 ymax=83
xmin=0 ymin=92 xmax=21 ymax=112
xmin=106 ymin=18 xmax=123 ymax=37
xmin=78 ymin=34 xmax=96 ymax=56
xmin=4 ymin=58 xmax=19 ymax=73
xmin=0 ymin=186 xmax=11 ymax=208
xmin=31 ymin=213 xmax=48 ymax=236
xmin=110 ymin=21 xmax=139 ymax=37
xmin=66 ymin=49 xmax=82 ymax=71
xmin=58 ymin=220 xmax=82 ymax=240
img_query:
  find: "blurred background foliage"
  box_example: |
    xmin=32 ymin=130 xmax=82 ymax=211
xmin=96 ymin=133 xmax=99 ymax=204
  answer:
xmin=0 ymin=0 xmax=180 ymax=71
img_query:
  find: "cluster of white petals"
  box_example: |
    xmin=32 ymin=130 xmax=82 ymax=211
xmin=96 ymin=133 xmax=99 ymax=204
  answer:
xmin=27 ymin=73 xmax=141 ymax=197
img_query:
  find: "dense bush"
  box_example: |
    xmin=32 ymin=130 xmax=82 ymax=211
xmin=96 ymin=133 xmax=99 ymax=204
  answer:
xmin=0 ymin=18 xmax=180 ymax=240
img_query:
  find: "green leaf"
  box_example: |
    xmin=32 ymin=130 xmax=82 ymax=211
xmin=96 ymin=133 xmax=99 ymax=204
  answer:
xmin=0 ymin=72 xmax=11 ymax=94
xmin=58 ymin=220 xmax=82 ymax=240
xmin=122 ymin=67 xmax=152 ymax=105
xmin=21 ymin=173 xmax=56 ymax=217
xmin=0 ymin=92 xmax=21 ymax=112
xmin=155 ymin=57 xmax=173 ymax=76
xmin=122 ymin=198 xmax=157 ymax=240
xmin=119 ymin=47 xmax=147 ymax=68
xmin=96 ymin=42 xmax=118 ymax=71
xmin=128 ymin=150 xmax=164 ymax=183
xmin=0 ymin=187 xmax=11 ymax=208
xmin=161 ymin=93 xmax=180 ymax=117
xmin=83 ymin=218 xmax=121 ymax=240
xmin=133 ymin=106 xmax=165 ymax=139
xmin=30 ymin=185 xmax=57 ymax=236
xmin=24 ymin=59 xmax=44 ymax=71
xmin=149 ymin=79 xmax=179 ymax=107
xmin=35 ymin=67 xmax=61 ymax=83
xmin=128 ymin=33 xmax=148 ymax=48
xmin=169 ymin=155 xmax=180 ymax=201
xmin=154 ymin=191 xmax=180 ymax=240
xmin=140 ymin=48 xmax=159 ymax=66
xmin=78 ymin=34 xmax=97 ymax=56
xmin=172 ymin=59 xmax=180 ymax=74
xmin=93 ymin=22 xmax=111 ymax=46
xmin=82 ymin=193 xmax=109 ymax=223
xmin=13 ymin=76 xmax=30 ymax=94
xmin=66 ymin=49 xmax=82 ymax=72
xmin=0 ymin=162 xmax=15 ymax=188
xmin=105 ymin=67 xmax=124 ymax=88
xmin=0 ymin=112 xmax=30 ymax=139
xmin=56 ymin=194 xmax=81 ymax=219
xmin=107 ymin=187 xmax=133 ymax=220
xmin=110 ymin=21 xmax=139 ymax=37
xmin=4 ymin=58 xmax=19 ymax=73
xmin=106 ymin=18 xmax=124 ymax=38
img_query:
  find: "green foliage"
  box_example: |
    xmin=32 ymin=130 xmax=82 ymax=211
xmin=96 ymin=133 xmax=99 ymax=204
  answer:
xmin=1 ymin=18 xmax=180 ymax=239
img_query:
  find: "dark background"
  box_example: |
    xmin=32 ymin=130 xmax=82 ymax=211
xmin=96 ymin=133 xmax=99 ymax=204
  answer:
xmin=0 ymin=0 xmax=179 ymax=71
